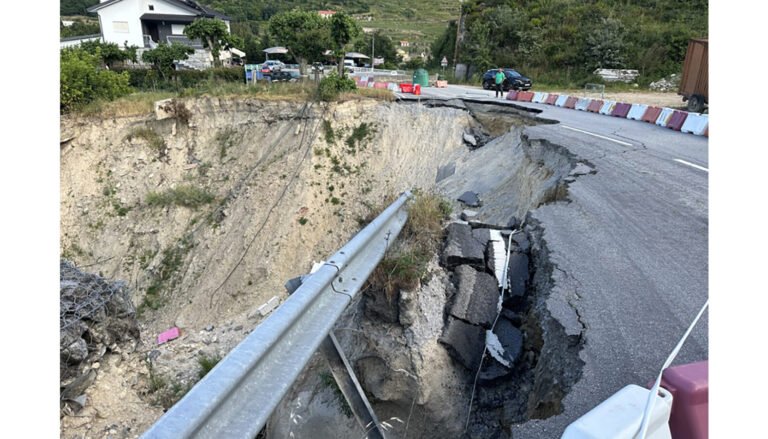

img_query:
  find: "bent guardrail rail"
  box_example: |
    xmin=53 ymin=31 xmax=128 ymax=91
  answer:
xmin=141 ymin=191 xmax=413 ymax=439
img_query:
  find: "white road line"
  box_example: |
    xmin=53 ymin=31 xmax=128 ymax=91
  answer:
xmin=674 ymin=159 xmax=709 ymax=173
xmin=560 ymin=125 xmax=633 ymax=146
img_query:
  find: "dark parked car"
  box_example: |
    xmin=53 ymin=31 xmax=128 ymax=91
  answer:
xmin=482 ymin=69 xmax=533 ymax=91
xmin=269 ymin=70 xmax=301 ymax=82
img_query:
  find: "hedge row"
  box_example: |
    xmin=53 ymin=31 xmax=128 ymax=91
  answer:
xmin=116 ymin=67 xmax=245 ymax=90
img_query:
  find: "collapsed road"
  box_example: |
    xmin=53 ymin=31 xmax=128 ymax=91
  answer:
xmin=418 ymin=88 xmax=709 ymax=436
xmin=59 ymin=92 xmax=707 ymax=438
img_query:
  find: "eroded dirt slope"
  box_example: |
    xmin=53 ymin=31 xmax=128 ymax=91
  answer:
xmin=59 ymin=97 xmax=475 ymax=438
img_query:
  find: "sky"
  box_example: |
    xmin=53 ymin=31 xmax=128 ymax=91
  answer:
xmin=0 ymin=0 xmax=765 ymax=436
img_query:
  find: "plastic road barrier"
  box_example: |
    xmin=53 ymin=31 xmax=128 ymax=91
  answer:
xmin=680 ymin=113 xmax=708 ymax=136
xmin=517 ymin=91 xmax=534 ymax=102
xmin=374 ymin=82 xmax=388 ymax=89
xmin=587 ymin=100 xmax=603 ymax=113
xmin=658 ymin=361 xmax=708 ymax=439
xmin=562 ymin=385 xmax=673 ymax=439
xmin=642 ymin=106 xmax=663 ymax=123
xmin=413 ymin=84 xmax=421 ymax=95
xmin=666 ymin=111 xmax=688 ymax=131
xmin=627 ymin=104 xmax=648 ymax=121
xmin=611 ymin=102 xmax=632 ymax=118
xmin=399 ymin=83 xmax=414 ymax=93
xmin=545 ymin=94 xmax=559 ymax=105
xmin=599 ymin=100 xmax=617 ymax=115
xmin=506 ymin=90 xmax=519 ymax=101
xmin=532 ymin=92 xmax=548 ymax=103
xmin=655 ymin=107 xmax=676 ymax=127
xmin=555 ymin=95 xmax=569 ymax=107
xmin=575 ymin=98 xmax=591 ymax=111
xmin=564 ymin=96 xmax=578 ymax=109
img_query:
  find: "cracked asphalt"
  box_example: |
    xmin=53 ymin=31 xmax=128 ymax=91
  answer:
xmin=414 ymin=86 xmax=708 ymax=437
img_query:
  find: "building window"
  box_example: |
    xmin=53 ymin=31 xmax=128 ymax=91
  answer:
xmin=148 ymin=4 xmax=154 ymax=10
xmin=171 ymin=24 xmax=186 ymax=35
xmin=113 ymin=21 xmax=129 ymax=33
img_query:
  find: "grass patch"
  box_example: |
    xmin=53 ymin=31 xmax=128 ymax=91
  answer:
xmin=125 ymin=127 xmax=166 ymax=157
xmin=345 ymin=122 xmax=375 ymax=152
xmin=323 ymin=120 xmax=336 ymax=144
xmin=139 ymin=235 xmax=193 ymax=313
xmin=367 ymin=191 xmax=451 ymax=300
xmin=76 ymin=92 xmax=176 ymax=118
xmin=197 ymin=354 xmax=222 ymax=380
xmin=319 ymin=372 xmax=353 ymax=418
xmin=216 ymin=127 xmax=238 ymax=161
xmin=146 ymin=364 xmax=190 ymax=410
xmin=298 ymin=217 xmax=309 ymax=225
xmin=145 ymin=185 xmax=215 ymax=208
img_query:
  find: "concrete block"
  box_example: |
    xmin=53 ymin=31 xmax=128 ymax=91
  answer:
xmin=258 ymin=296 xmax=280 ymax=316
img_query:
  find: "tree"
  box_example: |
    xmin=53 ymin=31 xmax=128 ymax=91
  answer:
xmin=80 ymin=40 xmax=138 ymax=69
xmin=142 ymin=43 xmax=193 ymax=81
xmin=269 ymin=10 xmax=330 ymax=73
xmin=60 ymin=47 xmax=132 ymax=112
xmin=184 ymin=18 xmax=235 ymax=67
xmin=329 ymin=12 xmax=361 ymax=76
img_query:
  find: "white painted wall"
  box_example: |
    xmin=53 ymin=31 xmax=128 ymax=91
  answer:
xmin=97 ymin=0 xmax=198 ymax=47
xmin=60 ymin=35 xmax=102 ymax=49
xmin=98 ymin=0 xmax=144 ymax=47
xmin=142 ymin=0 xmax=197 ymax=16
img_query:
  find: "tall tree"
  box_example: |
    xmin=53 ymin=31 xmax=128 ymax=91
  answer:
xmin=329 ymin=12 xmax=361 ymax=76
xmin=142 ymin=43 xmax=193 ymax=80
xmin=269 ymin=10 xmax=330 ymax=73
xmin=184 ymin=18 xmax=235 ymax=67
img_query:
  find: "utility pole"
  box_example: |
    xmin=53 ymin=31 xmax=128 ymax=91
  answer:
xmin=371 ymin=34 xmax=375 ymax=72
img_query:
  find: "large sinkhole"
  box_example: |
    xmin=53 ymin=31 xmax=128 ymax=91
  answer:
xmin=266 ymin=101 xmax=589 ymax=439
xmin=60 ymin=97 xmax=594 ymax=438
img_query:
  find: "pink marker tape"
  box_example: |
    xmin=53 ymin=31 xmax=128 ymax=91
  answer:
xmin=157 ymin=327 xmax=180 ymax=345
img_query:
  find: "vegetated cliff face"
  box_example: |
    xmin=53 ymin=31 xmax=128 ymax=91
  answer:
xmin=59 ymin=97 xmax=474 ymax=437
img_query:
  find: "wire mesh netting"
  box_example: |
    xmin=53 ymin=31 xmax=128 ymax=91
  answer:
xmin=60 ymin=259 xmax=133 ymax=331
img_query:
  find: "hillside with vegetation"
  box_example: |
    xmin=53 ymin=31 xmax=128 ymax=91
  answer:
xmin=61 ymin=0 xmax=707 ymax=86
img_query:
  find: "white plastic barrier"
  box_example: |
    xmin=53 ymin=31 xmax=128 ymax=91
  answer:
xmin=387 ymin=83 xmax=399 ymax=92
xmin=555 ymin=95 xmax=569 ymax=107
xmin=533 ymin=92 xmax=548 ymax=103
xmin=575 ymin=98 xmax=591 ymax=111
xmin=627 ymin=104 xmax=648 ymax=121
xmin=655 ymin=107 xmax=676 ymax=127
xmin=680 ymin=113 xmax=709 ymax=136
xmin=562 ymin=385 xmax=673 ymax=439
xmin=599 ymin=100 xmax=617 ymax=115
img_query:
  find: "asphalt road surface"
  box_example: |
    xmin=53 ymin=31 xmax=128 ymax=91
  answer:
xmin=413 ymin=85 xmax=709 ymax=437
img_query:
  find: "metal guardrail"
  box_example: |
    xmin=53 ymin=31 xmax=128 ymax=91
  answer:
xmin=141 ymin=191 xmax=413 ymax=439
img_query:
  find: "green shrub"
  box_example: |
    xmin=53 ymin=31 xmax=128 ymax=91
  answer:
xmin=317 ymin=73 xmax=356 ymax=101
xmin=60 ymin=47 xmax=132 ymax=113
xmin=197 ymin=354 xmax=222 ymax=379
xmin=145 ymin=185 xmax=215 ymax=208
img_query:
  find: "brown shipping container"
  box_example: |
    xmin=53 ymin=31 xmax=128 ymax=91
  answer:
xmin=679 ymin=39 xmax=708 ymax=112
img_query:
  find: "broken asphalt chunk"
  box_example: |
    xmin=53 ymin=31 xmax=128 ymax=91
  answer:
xmin=439 ymin=316 xmax=486 ymax=371
xmin=458 ymin=191 xmax=481 ymax=207
xmin=442 ymin=223 xmax=486 ymax=270
xmin=449 ymin=265 xmax=500 ymax=328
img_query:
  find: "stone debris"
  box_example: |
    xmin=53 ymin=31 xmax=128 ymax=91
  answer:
xmin=460 ymin=209 xmax=479 ymax=221
xmin=649 ymin=74 xmax=680 ymax=92
xmin=436 ymin=162 xmax=457 ymax=183
xmin=463 ymin=132 xmax=478 ymax=147
xmin=458 ymin=191 xmax=481 ymax=207
xmin=442 ymin=222 xmax=486 ymax=269
xmin=257 ymin=296 xmax=280 ymax=317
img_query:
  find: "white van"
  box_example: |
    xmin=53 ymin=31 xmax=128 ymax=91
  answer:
xmin=343 ymin=59 xmax=356 ymax=70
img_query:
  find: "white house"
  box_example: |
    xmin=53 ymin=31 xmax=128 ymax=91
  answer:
xmin=87 ymin=0 xmax=231 ymax=50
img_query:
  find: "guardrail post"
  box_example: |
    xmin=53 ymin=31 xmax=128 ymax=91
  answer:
xmin=320 ymin=332 xmax=386 ymax=439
